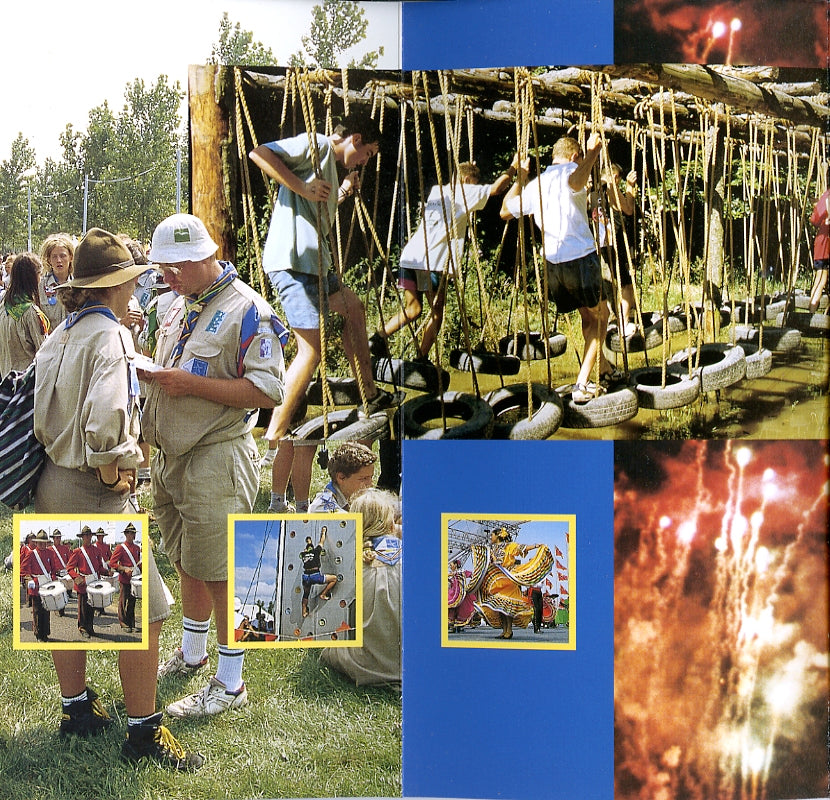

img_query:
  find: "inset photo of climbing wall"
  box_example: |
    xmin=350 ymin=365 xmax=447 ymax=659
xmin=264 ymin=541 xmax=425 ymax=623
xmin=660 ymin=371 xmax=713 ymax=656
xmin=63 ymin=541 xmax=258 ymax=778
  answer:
xmin=229 ymin=514 xmax=362 ymax=648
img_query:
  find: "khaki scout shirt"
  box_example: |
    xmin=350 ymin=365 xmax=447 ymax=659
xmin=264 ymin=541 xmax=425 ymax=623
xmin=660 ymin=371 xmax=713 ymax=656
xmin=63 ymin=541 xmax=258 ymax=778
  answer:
xmin=0 ymin=303 xmax=47 ymax=377
xmin=142 ymin=276 xmax=285 ymax=457
xmin=34 ymin=313 xmax=142 ymax=471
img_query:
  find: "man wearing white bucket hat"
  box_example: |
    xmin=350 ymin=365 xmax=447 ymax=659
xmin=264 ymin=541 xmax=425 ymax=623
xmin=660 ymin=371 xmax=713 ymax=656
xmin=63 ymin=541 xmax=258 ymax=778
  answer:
xmin=142 ymin=213 xmax=286 ymax=718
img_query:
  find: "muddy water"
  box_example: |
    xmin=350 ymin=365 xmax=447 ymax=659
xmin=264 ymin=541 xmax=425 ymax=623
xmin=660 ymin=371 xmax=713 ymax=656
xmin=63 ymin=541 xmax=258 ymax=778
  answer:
xmin=426 ymin=334 xmax=828 ymax=440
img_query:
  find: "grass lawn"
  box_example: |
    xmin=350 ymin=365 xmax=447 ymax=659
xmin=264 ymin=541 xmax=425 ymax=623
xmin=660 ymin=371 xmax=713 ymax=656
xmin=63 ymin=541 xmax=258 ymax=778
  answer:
xmin=0 ymin=441 xmax=401 ymax=800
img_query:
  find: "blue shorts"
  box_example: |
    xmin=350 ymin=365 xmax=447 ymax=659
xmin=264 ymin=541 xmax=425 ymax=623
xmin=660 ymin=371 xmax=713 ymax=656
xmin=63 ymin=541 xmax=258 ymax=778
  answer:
xmin=270 ymin=269 xmax=342 ymax=330
xmin=302 ymin=572 xmax=326 ymax=586
xmin=398 ymin=267 xmax=442 ymax=294
xmin=546 ymin=252 xmax=603 ymax=313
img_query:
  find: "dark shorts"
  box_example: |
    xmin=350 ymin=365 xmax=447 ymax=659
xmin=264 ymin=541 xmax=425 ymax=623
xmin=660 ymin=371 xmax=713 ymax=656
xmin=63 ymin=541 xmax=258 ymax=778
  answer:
xmin=269 ymin=269 xmax=343 ymax=330
xmin=814 ymin=258 xmax=829 ymax=272
xmin=302 ymin=572 xmax=326 ymax=586
xmin=546 ymin=252 xmax=603 ymax=313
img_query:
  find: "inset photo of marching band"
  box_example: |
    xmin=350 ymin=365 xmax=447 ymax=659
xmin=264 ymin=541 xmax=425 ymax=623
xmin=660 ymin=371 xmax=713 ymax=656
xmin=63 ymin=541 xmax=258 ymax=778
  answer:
xmin=12 ymin=515 xmax=149 ymax=649
xmin=442 ymin=514 xmax=574 ymax=650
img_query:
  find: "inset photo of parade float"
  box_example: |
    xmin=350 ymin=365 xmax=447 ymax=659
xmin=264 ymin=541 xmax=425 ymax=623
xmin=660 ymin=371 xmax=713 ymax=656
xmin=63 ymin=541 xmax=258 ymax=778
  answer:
xmin=442 ymin=515 xmax=574 ymax=650
xmin=191 ymin=63 xmax=827 ymax=442
xmin=229 ymin=514 xmax=362 ymax=648
xmin=13 ymin=515 xmax=149 ymax=649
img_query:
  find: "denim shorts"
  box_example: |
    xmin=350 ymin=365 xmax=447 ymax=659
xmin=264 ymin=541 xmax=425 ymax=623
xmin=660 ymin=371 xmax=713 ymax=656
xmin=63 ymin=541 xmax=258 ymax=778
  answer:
xmin=546 ymin=252 xmax=603 ymax=313
xmin=398 ymin=267 xmax=442 ymax=294
xmin=270 ymin=269 xmax=342 ymax=329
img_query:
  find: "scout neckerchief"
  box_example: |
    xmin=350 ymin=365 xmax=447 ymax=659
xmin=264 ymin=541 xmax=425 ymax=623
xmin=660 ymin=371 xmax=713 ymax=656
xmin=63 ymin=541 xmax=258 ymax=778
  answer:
xmin=51 ymin=544 xmax=68 ymax=570
xmin=5 ymin=296 xmax=50 ymax=334
xmin=64 ymin=301 xmax=119 ymax=329
xmin=170 ymin=263 xmax=237 ymax=366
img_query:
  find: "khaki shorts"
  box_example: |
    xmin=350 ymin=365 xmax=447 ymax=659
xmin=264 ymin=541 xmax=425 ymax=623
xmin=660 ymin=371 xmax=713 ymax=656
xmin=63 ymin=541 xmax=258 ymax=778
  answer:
xmin=152 ymin=435 xmax=259 ymax=582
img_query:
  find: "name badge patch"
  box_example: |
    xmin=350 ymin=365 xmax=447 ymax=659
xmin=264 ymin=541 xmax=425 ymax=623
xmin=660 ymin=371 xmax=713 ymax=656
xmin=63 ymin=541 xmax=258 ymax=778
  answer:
xmin=205 ymin=311 xmax=226 ymax=333
xmin=260 ymin=338 xmax=273 ymax=359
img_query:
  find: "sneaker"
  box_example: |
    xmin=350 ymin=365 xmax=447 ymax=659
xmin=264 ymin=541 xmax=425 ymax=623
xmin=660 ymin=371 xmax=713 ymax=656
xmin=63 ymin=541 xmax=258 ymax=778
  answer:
xmin=359 ymin=388 xmax=403 ymax=419
xmin=259 ymin=447 xmax=277 ymax=468
xmin=268 ymin=500 xmax=296 ymax=513
xmin=59 ymin=688 xmax=113 ymax=737
xmin=157 ymin=648 xmax=209 ymax=679
xmin=122 ymin=712 xmax=204 ymax=771
xmin=166 ymin=677 xmax=248 ymax=718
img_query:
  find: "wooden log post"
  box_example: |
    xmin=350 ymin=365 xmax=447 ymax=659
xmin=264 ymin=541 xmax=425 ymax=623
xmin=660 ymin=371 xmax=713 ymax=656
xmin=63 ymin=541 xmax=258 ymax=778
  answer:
xmin=189 ymin=64 xmax=236 ymax=264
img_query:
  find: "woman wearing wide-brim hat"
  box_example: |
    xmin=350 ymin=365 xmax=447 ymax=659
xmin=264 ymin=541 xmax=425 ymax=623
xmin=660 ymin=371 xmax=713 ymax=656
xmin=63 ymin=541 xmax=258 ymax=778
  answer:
xmin=31 ymin=228 xmax=202 ymax=769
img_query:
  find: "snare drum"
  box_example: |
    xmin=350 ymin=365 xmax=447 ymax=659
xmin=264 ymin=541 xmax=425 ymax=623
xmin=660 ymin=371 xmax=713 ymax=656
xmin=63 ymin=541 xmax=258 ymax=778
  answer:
xmin=130 ymin=572 xmax=142 ymax=599
xmin=86 ymin=580 xmax=115 ymax=609
xmin=39 ymin=581 xmax=68 ymax=612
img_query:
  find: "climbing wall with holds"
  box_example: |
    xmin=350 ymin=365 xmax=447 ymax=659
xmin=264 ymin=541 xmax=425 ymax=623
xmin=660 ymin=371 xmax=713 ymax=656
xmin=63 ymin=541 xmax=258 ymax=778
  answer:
xmin=277 ymin=517 xmax=358 ymax=643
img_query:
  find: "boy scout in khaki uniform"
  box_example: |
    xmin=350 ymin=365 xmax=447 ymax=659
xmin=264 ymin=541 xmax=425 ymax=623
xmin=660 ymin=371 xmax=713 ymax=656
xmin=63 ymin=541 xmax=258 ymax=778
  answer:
xmin=141 ymin=213 xmax=286 ymax=717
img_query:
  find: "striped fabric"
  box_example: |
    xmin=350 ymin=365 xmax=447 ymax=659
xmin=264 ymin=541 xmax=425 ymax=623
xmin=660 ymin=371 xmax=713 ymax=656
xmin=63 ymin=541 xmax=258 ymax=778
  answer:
xmin=0 ymin=361 xmax=45 ymax=509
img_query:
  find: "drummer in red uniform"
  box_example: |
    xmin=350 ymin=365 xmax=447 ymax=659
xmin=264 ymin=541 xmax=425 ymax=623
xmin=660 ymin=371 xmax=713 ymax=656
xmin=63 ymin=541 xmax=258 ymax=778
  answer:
xmin=67 ymin=526 xmax=109 ymax=639
xmin=109 ymin=522 xmax=142 ymax=633
xmin=23 ymin=531 xmax=58 ymax=642
xmin=93 ymin=527 xmax=113 ymax=617
xmin=49 ymin=529 xmax=74 ymax=609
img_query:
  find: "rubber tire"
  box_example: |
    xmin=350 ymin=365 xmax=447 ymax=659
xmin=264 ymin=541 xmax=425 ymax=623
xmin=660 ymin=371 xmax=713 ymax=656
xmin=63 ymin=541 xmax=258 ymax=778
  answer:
xmin=627 ymin=367 xmax=701 ymax=410
xmin=305 ymin=376 xmax=363 ymax=406
xmin=734 ymin=324 xmax=802 ymax=354
xmin=667 ymin=343 xmax=746 ymax=393
xmin=561 ymin=384 xmax=639 ymax=429
xmin=672 ymin=304 xmax=731 ymax=329
xmin=291 ymin=409 xmax=390 ymax=443
xmin=739 ymin=343 xmax=773 ymax=380
xmin=483 ymin=383 xmax=564 ymax=440
xmin=774 ymin=311 xmax=830 ymax=338
xmin=402 ymin=391 xmax=494 ymax=440
xmin=606 ymin=323 xmax=664 ymax=353
xmin=449 ymin=349 xmax=521 ymax=376
xmin=498 ymin=331 xmax=567 ymax=360
xmin=372 ymin=356 xmax=450 ymax=393
xmin=794 ymin=294 xmax=828 ymax=311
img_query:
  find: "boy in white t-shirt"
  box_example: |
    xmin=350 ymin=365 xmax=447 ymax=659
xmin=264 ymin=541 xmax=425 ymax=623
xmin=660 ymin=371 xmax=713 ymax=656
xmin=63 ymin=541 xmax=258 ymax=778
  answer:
xmin=369 ymin=157 xmax=520 ymax=360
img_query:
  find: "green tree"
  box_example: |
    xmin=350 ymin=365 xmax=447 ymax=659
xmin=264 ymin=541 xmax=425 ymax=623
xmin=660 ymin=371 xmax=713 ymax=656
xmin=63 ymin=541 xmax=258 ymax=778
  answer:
xmin=209 ymin=12 xmax=277 ymax=65
xmin=0 ymin=134 xmax=37 ymax=252
xmin=290 ymin=0 xmax=384 ymax=69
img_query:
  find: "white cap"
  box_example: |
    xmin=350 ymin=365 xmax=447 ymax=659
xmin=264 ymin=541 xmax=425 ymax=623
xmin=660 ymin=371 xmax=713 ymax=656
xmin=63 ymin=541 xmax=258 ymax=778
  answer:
xmin=149 ymin=214 xmax=218 ymax=263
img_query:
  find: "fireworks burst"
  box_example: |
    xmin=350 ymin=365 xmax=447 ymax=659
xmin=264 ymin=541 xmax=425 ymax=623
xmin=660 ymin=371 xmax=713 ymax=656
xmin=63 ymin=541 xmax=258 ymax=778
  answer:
xmin=614 ymin=441 xmax=828 ymax=800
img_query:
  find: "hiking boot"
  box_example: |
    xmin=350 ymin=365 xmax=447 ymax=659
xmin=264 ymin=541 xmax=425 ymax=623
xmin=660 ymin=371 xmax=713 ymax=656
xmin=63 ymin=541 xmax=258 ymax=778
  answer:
xmin=359 ymin=388 xmax=403 ymax=419
xmin=166 ymin=677 xmax=248 ymax=718
xmin=157 ymin=647 xmax=209 ymax=679
xmin=122 ymin=712 xmax=204 ymax=771
xmin=59 ymin=688 xmax=113 ymax=737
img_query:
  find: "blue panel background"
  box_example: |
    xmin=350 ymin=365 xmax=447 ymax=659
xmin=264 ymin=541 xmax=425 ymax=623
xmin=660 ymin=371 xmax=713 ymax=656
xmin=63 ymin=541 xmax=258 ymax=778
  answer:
xmin=401 ymin=0 xmax=614 ymax=70
xmin=401 ymin=440 xmax=614 ymax=799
